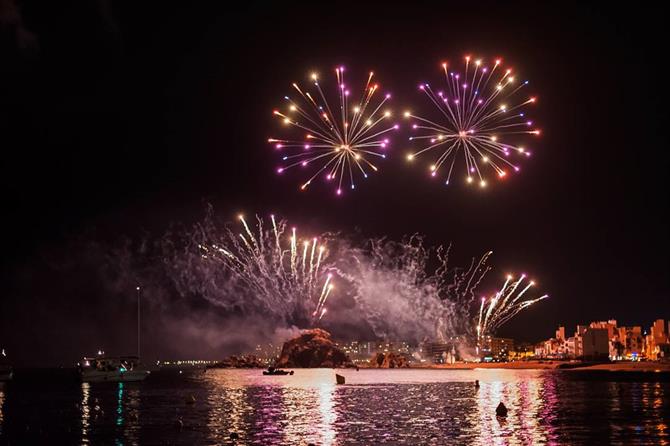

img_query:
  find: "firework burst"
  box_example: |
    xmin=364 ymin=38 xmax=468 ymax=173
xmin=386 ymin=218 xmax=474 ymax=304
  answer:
xmin=405 ymin=56 xmax=540 ymax=188
xmin=270 ymin=67 xmax=398 ymax=195
xmin=198 ymin=214 xmax=334 ymax=323
xmin=476 ymin=274 xmax=548 ymax=342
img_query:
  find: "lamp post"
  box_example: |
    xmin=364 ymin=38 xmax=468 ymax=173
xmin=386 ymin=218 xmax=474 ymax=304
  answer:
xmin=136 ymin=286 xmax=141 ymax=361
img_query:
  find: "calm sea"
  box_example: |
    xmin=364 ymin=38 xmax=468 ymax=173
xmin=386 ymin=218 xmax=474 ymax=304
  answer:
xmin=1 ymin=368 xmax=668 ymax=445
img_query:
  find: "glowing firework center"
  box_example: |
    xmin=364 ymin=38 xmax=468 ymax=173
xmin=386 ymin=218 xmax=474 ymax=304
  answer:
xmin=405 ymin=56 xmax=540 ymax=188
xmin=270 ymin=67 xmax=399 ymax=196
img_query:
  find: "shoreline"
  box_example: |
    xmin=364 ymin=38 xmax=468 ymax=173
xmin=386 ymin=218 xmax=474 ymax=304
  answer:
xmin=401 ymin=361 xmax=670 ymax=372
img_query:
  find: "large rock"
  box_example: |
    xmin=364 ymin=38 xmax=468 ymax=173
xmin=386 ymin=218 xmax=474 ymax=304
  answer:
xmin=372 ymin=352 xmax=410 ymax=368
xmin=275 ymin=329 xmax=353 ymax=368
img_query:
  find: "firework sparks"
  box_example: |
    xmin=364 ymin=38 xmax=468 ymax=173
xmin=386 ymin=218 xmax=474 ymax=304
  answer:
xmin=476 ymin=274 xmax=548 ymax=342
xmin=405 ymin=56 xmax=540 ymax=188
xmin=198 ymin=214 xmax=334 ymax=323
xmin=270 ymin=67 xmax=398 ymax=195
xmin=333 ymin=234 xmax=494 ymax=342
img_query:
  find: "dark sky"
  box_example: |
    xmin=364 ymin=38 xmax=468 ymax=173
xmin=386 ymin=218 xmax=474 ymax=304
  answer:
xmin=1 ymin=2 xmax=668 ymax=365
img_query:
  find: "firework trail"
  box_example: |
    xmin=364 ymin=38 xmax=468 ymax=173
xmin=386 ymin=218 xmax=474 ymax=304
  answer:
xmin=167 ymin=211 xmax=335 ymax=326
xmin=405 ymin=56 xmax=540 ymax=188
xmin=476 ymin=274 xmax=548 ymax=342
xmin=156 ymin=209 xmax=548 ymax=344
xmin=270 ymin=67 xmax=399 ymax=195
xmin=331 ymin=235 xmax=493 ymax=342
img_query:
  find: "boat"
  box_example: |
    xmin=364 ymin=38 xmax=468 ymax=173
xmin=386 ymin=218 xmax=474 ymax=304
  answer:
xmin=262 ymin=367 xmax=294 ymax=376
xmin=0 ymin=348 xmax=12 ymax=381
xmin=77 ymin=286 xmax=149 ymax=383
xmin=78 ymin=355 xmax=150 ymax=382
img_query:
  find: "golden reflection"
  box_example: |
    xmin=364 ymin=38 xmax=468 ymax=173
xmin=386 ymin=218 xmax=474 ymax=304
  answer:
xmin=203 ymin=369 xmax=339 ymax=444
xmin=608 ymin=378 xmax=670 ymax=444
xmin=204 ymin=369 xmax=250 ymax=443
xmin=474 ymin=370 xmax=556 ymax=445
xmin=80 ymin=382 xmax=91 ymax=444
xmin=125 ymin=385 xmax=141 ymax=446
xmin=0 ymin=384 xmax=5 ymax=432
xmin=317 ymin=382 xmax=337 ymax=445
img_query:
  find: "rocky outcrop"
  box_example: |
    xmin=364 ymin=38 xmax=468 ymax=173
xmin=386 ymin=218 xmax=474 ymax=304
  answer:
xmin=208 ymin=355 xmax=265 ymax=368
xmin=275 ymin=329 xmax=354 ymax=368
xmin=372 ymin=352 xmax=410 ymax=368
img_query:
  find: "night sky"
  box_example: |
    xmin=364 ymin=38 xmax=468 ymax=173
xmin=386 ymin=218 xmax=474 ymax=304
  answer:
xmin=1 ymin=2 xmax=668 ymax=365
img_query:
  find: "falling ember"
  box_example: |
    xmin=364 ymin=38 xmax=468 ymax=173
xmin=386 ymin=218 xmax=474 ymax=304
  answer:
xmin=405 ymin=56 xmax=540 ymax=188
xmin=270 ymin=67 xmax=397 ymax=194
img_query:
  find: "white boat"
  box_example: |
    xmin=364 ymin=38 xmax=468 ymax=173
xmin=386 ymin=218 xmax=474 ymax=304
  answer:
xmin=78 ymin=355 xmax=149 ymax=382
xmin=77 ymin=286 xmax=149 ymax=383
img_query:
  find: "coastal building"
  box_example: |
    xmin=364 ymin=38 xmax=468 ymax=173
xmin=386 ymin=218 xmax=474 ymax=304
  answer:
xmin=555 ymin=326 xmax=566 ymax=341
xmin=645 ymin=319 xmax=669 ymax=360
xmin=488 ymin=337 xmax=514 ymax=360
xmin=588 ymin=320 xmax=618 ymax=357
xmin=338 ymin=340 xmax=414 ymax=363
xmin=574 ymin=325 xmax=588 ymax=357
xmin=589 ymin=320 xmax=618 ymax=339
xmin=510 ymin=342 xmax=535 ymax=360
xmin=424 ymin=341 xmax=457 ymax=363
xmin=616 ymin=326 xmax=644 ymax=360
xmin=566 ymin=337 xmax=577 ymax=357
xmin=581 ymin=328 xmax=609 ymax=360
xmin=536 ymin=318 xmax=670 ymax=362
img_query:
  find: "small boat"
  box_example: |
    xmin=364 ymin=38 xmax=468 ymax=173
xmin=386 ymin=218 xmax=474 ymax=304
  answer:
xmin=78 ymin=355 xmax=150 ymax=382
xmin=77 ymin=286 xmax=149 ymax=383
xmin=263 ymin=367 xmax=294 ymax=376
xmin=0 ymin=348 xmax=12 ymax=381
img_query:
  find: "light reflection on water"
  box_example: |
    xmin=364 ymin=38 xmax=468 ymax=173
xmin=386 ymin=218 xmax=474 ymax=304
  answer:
xmin=0 ymin=383 xmax=5 ymax=435
xmin=0 ymin=368 xmax=669 ymax=444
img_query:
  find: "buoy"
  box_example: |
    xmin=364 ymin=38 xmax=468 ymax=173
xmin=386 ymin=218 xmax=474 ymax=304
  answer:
xmin=496 ymin=402 xmax=508 ymax=417
xmin=475 ymin=380 xmax=480 ymax=388
xmin=336 ymin=374 xmax=345 ymax=385
xmin=230 ymin=432 xmax=239 ymax=441
xmin=174 ymin=417 xmax=184 ymax=430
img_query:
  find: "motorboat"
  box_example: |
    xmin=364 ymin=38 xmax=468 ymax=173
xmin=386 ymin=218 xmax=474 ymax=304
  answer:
xmin=78 ymin=355 xmax=150 ymax=382
xmin=77 ymin=286 xmax=150 ymax=383
xmin=262 ymin=367 xmax=294 ymax=376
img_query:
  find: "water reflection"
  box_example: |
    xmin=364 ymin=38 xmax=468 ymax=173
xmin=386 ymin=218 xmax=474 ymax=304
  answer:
xmin=0 ymin=384 xmax=5 ymax=435
xmin=317 ymin=383 xmax=337 ymax=445
xmin=472 ymin=371 xmax=554 ymax=445
xmin=118 ymin=383 xmax=140 ymax=446
xmin=2 ymin=369 xmax=669 ymax=444
xmin=80 ymin=382 xmax=90 ymax=444
xmin=203 ymin=369 xmax=338 ymax=444
xmin=205 ymin=372 xmax=250 ymax=442
xmin=624 ymin=380 xmax=668 ymax=445
xmin=117 ymin=382 xmax=124 ymax=427
xmin=78 ymin=381 xmax=141 ymax=446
